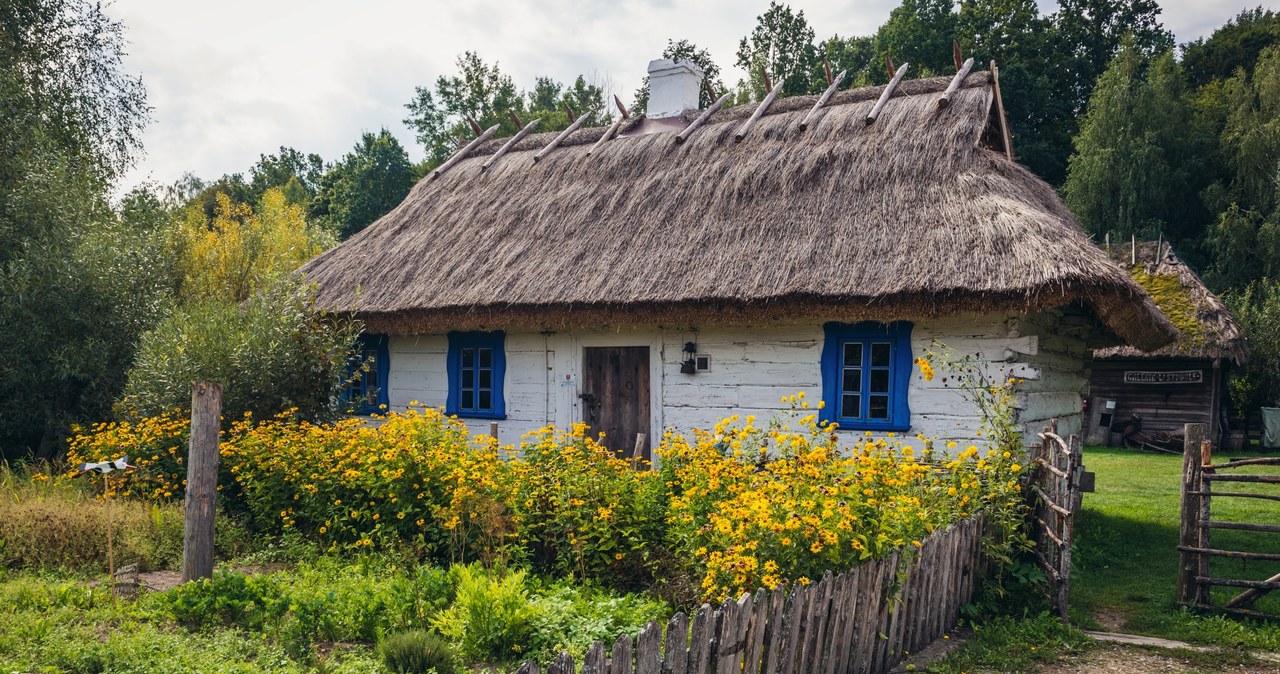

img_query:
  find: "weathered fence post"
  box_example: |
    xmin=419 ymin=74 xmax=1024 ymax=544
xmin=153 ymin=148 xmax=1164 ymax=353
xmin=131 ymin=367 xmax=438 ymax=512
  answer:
xmin=182 ymin=381 xmax=222 ymax=583
xmin=1176 ymin=423 xmax=1207 ymax=605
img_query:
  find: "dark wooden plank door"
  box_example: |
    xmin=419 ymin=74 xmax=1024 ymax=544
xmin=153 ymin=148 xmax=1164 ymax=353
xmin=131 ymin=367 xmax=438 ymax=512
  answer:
xmin=581 ymin=346 xmax=651 ymax=460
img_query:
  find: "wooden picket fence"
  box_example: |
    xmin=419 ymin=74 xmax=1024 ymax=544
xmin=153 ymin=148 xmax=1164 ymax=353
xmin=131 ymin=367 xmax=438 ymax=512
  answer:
xmin=515 ymin=515 xmax=984 ymax=674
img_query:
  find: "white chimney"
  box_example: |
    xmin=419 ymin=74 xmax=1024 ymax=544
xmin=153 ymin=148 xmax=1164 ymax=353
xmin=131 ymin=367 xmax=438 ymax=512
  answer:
xmin=647 ymin=58 xmax=704 ymax=119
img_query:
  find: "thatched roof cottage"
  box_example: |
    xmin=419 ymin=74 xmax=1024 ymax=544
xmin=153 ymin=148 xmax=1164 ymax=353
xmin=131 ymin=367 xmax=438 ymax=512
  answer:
xmin=301 ymin=59 xmax=1174 ymax=456
xmin=1086 ymin=241 xmax=1246 ymax=446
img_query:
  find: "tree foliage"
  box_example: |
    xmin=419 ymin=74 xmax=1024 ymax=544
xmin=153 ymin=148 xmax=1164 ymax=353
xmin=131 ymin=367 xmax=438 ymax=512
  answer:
xmin=1183 ymin=7 xmax=1280 ymax=89
xmin=735 ymin=2 xmax=821 ymax=99
xmin=310 ymin=129 xmax=414 ymax=240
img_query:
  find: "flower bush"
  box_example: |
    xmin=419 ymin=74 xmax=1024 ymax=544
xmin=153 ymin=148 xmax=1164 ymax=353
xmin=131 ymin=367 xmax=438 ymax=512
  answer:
xmin=660 ymin=395 xmax=1024 ymax=602
xmin=67 ymin=383 xmax=1027 ymax=603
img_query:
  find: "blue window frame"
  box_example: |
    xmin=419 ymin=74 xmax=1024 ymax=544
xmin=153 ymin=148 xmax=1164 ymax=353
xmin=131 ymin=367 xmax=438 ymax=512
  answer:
xmin=345 ymin=333 xmax=389 ymax=414
xmin=446 ymin=331 xmax=506 ymax=419
xmin=820 ymin=322 xmax=912 ymax=431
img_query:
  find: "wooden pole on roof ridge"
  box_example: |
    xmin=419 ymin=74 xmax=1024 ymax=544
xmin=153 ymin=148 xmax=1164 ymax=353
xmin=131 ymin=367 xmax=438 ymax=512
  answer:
xmin=703 ymin=80 xmax=717 ymax=105
xmin=563 ymin=102 xmax=577 ymax=123
xmin=675 ymin=92 xmax=733 ymax=144
xmin=953 ymin=41 xmax=963 ymax=72
xmin=589 ymin=114 xmax=629 ymax=155
xmin=799 ymin=69 xmax=847 ymax=131
xmin=482 ymin=118 xmax=541 ymax=170
xmin=759 ymin=66 xmax=773 ymax=94
xmin=989 ymin=60 xmax=1015 ymax=160
xmin=534 ymin=113 xmax=588 ymax=162
xmin=867 ymin=62 xmax=909 ymax=126
xmin=509 ymin=109 xmax=525 ymax=129
xmin=937 ymin=57 xmax=975 ymax=109
xmin=614 ymin=94 xmax=630 ymax=119
xmin=735 ymin=79 xmax=784 ymax=143
xmin=885 ymin=56 xmax=896 ymax=81
xmin=433 ymin=124 xmax=500 ymax=179
xmin=823 ymin=58 xmax=834 ymax=86
xmin=465 ymin=115 xmax=483 ymax=137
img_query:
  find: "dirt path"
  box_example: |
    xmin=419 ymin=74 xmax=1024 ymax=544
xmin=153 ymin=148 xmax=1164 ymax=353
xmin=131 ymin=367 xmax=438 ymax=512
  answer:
xmin=1037 ymin=644 xmax=1280 ymax=674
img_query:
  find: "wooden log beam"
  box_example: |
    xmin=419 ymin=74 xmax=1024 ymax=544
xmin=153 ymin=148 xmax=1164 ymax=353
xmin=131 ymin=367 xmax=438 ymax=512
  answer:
xmin=483 ymin=118 xmax=541 ymax=170
xmin=1177 ymin=546 xmax=1280 ymax=562
xmin=1209 ymin=457 xmax=1280 ymax=469
xmin=866 ymin=63 xmax=908 ymax=125
xmin=1185 ymin=490 xmax=1280 ymax=503
xmin=799 ymin=69 xmax=847 ymax=131
xmin=533 ymin=114 xmax=588 ymax=162
xmin=734 ymin=80 xmax=784 ymax=143
xmin=676 ymin=92 xmax=732 ymax=144
xmin=1204 ymin=474 xmax=1280 ymax=484
xmin=433 ymin=124 xmax=500 ymax=179
xmin=953 ymin=40 xmax=963 ymax=72
xmin=1224 ymin=570 xmax=1280 ymax=609
xmin=614 ymin=94 xmax=630 ymax=119
xmin=1203 ymin=521 xmax=1280 ymax=533
xmin=588 ymin=117 xmax=625 ymax=155
xmin=759 ymin=66 xmax=773 ymax=93
xmin=938 ymin=57 xmax=975 ymax=109
xmin=465 ymin=115 xmax=483 ymax=137
xmin=509 ymin=109 xmax=525 ymax=129
xmin=563 ymin=102 xmax=577 ymax=123
xmin=823 ymin=59 xmax=833 ymax=86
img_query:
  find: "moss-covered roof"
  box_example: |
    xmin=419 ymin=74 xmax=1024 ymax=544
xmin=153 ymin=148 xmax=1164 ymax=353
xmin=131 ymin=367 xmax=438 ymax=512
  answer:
xmin=1094 ymin=241 xmax=1247 ymax=365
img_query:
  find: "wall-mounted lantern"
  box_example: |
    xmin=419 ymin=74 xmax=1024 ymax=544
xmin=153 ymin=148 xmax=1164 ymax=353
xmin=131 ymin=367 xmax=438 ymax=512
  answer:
xmin=680 ymin=341 xmax=698 ymax=374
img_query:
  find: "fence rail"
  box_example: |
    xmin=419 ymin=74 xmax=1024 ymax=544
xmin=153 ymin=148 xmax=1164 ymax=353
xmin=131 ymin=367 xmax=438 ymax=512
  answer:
xmin=516 ymin=516 xmax=984 ymax=674
xmin=1177 ymin=422 xmax=1280 ymax=618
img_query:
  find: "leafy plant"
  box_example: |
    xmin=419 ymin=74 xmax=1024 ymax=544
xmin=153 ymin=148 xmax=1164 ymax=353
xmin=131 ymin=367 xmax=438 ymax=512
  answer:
xmin=378 ymin=630 xmax=459 ymax=674
xmin=165 ymin=570 xmax=284 ymax=629
xmin=430 ymin=564 xmax=541 ymax=663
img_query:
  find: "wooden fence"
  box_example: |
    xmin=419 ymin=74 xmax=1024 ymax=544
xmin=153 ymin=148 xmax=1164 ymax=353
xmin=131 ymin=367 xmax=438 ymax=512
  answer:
xmin=1027 ymin=419 xmax=1082 ymax=622
xmin=515 ymin=515 xmax=984 ymax=674
xmin=1177 ymin=422 xmax=1280 ymax=618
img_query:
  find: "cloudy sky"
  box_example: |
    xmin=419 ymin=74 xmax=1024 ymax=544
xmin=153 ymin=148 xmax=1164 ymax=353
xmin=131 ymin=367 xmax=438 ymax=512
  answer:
xmin=105 ymin=0 xmax=1265 ymax=194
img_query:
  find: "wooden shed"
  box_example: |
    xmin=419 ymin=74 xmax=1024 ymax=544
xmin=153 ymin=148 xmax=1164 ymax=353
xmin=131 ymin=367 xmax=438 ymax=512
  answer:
xmin=300 ymin=59 xmax=1174 ymax=455
xmin=1086 ymin=241 xmax=1247 ymax=447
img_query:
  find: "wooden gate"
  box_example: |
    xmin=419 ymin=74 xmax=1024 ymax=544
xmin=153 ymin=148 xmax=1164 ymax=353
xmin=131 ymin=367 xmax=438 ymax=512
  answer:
xmin=581 ymin=347 xmax=651 ymax=461
xmin=1177 ymin=422 xmax=1280 ymax=617
xmin=1028 ymin=419 xmax=1082 ymax=622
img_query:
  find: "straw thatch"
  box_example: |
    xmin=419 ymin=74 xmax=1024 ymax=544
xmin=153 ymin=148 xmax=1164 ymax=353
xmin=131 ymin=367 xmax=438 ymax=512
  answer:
xmin=1094 ymin=241 xmax=1247 ymax=365
xmin=300 ymin=72 xmax=1174 ymax=351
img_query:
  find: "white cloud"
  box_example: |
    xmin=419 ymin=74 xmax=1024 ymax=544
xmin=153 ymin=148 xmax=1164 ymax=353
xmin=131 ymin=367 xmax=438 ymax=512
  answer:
xmin=105 ymin=0 xmax=1264 ymax=194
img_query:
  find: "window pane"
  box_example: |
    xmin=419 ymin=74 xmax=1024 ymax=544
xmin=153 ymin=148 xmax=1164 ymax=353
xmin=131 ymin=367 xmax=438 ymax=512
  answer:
xmin=870 ymin=369 xmax=889 ymax=393
xmin=461 ymin=390 xmax=474 ymax=410
xmin=843 ymin=343 xmax=862 ymax=366
xmin=869 ymin=395 xmax=889 ymax=419
xmin=479 ymin=390 xmax=492 ymax=410
xmin=462 ymin=369 xmax=474 ymax=389
xmin=841 ymin=394 xmax=861 ymax=419
xmin=479 ymin=369 xmax=491 ymax=388
xmin=461 ymin=348 xmax=474 ymax=368
xmin=871 ymin=342 xmax=891 ymax=366
xmin=479 ymin=348 xmax=492 ymax=368
xmin=842 ymin=368 xmax=862 ymax=392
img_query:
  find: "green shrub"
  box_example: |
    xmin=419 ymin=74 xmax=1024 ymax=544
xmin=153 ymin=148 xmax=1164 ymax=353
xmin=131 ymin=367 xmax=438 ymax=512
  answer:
xmin=165 ymin=569 xmax=285 ymax=629
xmin=118 ymin=279 xmax=361 ymax=423
xmin=431 ymin=564 xmax=541 ymax=663
xmin=529 ymin=581 xmax=670 ymax=662
xmin=378 ymin=630 xmax=459 ymax=674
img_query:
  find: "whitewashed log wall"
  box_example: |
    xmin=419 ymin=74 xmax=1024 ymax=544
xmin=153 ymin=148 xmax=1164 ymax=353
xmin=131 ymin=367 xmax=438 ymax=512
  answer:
xmin=384 ymin=310 xmax=1089 ymax=449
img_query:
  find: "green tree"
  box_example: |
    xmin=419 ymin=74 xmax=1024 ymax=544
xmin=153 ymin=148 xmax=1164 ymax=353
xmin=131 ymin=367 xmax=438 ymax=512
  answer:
xmin=820 ymin=34 xmax=878 ymax=87
xmin=872 ymin=0 xmax=958 ymax=81
xmin=1063 ymin=45 xmax=1210 ymax=248
xmin=1226 ymin=278 xmax=1280 ymax=413
xmin=403 ymin=52 xmax=526 ymax=167
xmin=1183 ymin=7 xmax=1280 ymax=89
xmin=248 ymin=146 xmax=325 ymax=206
xmin=0 ymin=0 xmax=158 ymax=458
xmin=1049 ymin=0 xmax=1172 ymax=119
xmin=735 ymin=2 xmax=821 ymax=99
xmin=311 ymin=129 xmax=415 ymax=240
xmin=633 ymin=39 xmax=726 ymax=113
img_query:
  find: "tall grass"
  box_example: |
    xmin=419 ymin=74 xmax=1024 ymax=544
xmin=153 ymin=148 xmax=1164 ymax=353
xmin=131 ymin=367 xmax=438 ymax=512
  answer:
xmin=0 ymin=463 xmax=246 ymax=572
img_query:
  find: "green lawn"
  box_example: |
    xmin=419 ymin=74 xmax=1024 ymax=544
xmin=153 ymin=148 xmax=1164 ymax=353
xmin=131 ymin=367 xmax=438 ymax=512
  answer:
xmin=1071 ymin=445 xmax=1280 ymax=647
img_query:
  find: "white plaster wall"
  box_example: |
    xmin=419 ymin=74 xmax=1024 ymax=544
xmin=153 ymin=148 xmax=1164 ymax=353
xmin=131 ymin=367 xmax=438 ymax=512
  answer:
xmin=383 ymin=311 xmax=1090 ymax=451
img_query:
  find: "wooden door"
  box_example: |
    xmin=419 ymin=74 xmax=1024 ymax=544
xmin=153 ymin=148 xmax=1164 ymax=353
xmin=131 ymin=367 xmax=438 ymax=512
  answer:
xmin=581 ymin=346 xmax=650 ymax=460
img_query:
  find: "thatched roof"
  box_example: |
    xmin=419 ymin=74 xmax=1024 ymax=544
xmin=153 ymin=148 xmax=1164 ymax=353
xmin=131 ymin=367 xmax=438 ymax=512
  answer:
xmin=300 ymin=71 xmax=1175 ymax=351
xmin=1094 ymin=241 xmax=1247 ymax=365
